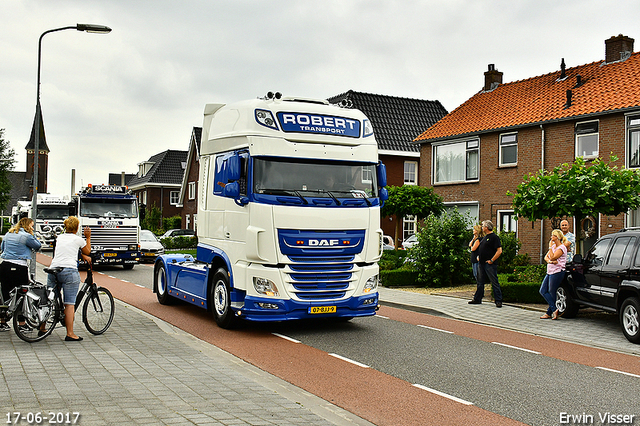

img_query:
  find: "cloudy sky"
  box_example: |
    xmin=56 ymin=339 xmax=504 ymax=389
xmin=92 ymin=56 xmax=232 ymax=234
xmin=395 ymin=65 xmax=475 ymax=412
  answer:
xmin=1 ymin=0 xmax=638 ymax=197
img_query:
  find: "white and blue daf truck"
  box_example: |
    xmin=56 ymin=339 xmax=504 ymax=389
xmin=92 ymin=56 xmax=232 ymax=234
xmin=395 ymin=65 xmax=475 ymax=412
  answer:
xmin=153 ymin=93 xmax=388 ymax=328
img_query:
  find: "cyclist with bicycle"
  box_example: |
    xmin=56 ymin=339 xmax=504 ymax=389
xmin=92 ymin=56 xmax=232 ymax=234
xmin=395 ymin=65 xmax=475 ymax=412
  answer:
xmin=0 ymin=217 xmax=42 ymax=331
xmin=44 ymin=216 xmax=91 ymax=341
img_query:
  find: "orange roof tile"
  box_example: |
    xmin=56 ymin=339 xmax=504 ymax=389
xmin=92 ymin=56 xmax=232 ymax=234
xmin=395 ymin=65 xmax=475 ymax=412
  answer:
xmin=415 ymin=52 xmax=640 ymax=142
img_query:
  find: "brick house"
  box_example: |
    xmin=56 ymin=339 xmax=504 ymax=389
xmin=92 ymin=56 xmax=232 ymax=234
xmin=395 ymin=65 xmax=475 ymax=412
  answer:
xmin=176 ymin=127 xmax=201 ymax=232
xmin=415 ymin=34 xmax=640 ymax=262
xmin=327 ymin=90 xmax=448 ymax=245
xmin=127 ymin=149 xmax=188 ymax=226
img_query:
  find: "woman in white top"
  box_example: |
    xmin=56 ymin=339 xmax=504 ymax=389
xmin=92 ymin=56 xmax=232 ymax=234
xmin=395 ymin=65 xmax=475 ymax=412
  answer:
xmin=47 ymin=216 xmax=91 ymax=341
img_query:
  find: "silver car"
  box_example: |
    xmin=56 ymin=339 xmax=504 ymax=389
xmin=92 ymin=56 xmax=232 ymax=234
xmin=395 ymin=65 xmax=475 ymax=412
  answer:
xmin=140 ymin=230 xmax=165 ymax=262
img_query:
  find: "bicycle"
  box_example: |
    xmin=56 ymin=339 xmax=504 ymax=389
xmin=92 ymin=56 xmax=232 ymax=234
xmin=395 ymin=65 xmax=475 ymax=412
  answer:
xmin=0 ymin=272 xmax=61 ymax=343
xmin=44 ymin=265 xmax=115 ymax=337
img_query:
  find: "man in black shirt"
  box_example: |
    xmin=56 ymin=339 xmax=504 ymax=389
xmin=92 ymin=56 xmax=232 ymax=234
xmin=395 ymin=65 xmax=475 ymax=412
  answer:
xmin=469 ymin=220 xmax=503 ymax=307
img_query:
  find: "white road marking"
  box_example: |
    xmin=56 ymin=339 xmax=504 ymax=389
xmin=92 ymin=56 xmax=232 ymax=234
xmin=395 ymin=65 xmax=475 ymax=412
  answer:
xmin=417 ymin=324 xmax=454 ymax=334
xmin=596 ymin=367 xmax=640 ymax=378
xmin=412 ymin=384 xmax=474 ymax=405
xmin=329 ymin=353 xmax=370 ymax=368
xmin=374 ymin=314 xmax=389 ymax=319
xmin=491 ymin=342 xmax=541 ymax=354
xmin=272 ymin=333 xmax=301 ymax=344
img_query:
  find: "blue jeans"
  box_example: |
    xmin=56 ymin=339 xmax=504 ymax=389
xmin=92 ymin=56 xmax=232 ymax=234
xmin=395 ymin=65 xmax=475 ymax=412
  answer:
xmin=472 ymin=262 xmax=479 ymax=283
xmin=47 ymin=268 xmax=80 ymax=305
xmin=539 ymin=272 xmax=563 ymax=315
xmin=474 ymin=262 xmax=502 ymax=303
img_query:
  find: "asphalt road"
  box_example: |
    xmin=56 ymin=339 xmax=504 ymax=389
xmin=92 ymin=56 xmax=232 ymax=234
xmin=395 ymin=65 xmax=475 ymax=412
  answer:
xmin=84 ymin=262 xmax=640 ymax=425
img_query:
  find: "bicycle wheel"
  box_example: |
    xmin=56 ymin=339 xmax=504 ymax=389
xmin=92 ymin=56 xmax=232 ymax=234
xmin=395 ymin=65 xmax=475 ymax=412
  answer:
xmin=82 ymin=286 xmax=115 ymax=335
xmin=13 ymin=296 xmax=61 ymax=343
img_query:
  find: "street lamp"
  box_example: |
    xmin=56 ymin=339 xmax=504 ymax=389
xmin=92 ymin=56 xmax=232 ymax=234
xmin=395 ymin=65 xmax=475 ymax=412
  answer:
xmin=31 ymin=24 xmax=111 ymax=273
xmin=31 ymin=23 xmax=111 ymax=222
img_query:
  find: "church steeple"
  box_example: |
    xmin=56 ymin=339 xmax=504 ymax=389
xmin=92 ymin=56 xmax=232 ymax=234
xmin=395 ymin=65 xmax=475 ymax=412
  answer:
xmin=25 ymin=106 xmax=49 ymax=195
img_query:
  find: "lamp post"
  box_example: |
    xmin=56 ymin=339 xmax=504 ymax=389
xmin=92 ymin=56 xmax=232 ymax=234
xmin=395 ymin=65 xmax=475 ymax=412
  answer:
xmin=31 ymin=24 xmax=111 ymax=274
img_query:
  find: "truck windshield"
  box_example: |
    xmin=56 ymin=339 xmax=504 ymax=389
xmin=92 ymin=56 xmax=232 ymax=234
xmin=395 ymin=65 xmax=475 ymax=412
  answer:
xmin=80 ymin=199 xmax=138 ymax=218
xmin=36 ymin=206 xmax=68 ymax=220
xmin=253 ymin=158 xmax=378 ymax=199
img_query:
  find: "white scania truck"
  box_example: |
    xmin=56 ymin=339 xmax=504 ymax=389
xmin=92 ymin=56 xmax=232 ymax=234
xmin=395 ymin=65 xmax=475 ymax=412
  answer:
xmin=153 ymin=93 xmax=388 ymax=328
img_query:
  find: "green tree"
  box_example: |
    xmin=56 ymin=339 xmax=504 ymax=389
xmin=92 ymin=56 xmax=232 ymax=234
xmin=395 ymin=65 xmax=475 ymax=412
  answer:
xmin=409 ymin=209 xmax=473 ymax=287
xmin=141 ymin=204 xmax=162 ymax=234
xmin=380 ymin=185 xmax=444 ymax=246
xmin=0 ymin=129 xmax=16 ymax=212
xmin=509 ymin=155 xmax=640 ymax=252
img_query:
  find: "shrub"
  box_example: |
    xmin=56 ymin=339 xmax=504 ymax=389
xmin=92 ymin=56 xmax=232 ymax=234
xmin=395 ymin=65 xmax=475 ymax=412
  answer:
xmin=497 ymin=275 xmax=542 ymax=303
xmin=496 ymin=231 xmax=521 ymax=273
xmin=380 ymin=269 xmax=419 ymax=287
xmin=161 ymin=235 xmax=198 ymax=249
xmin=410 ymin=209 xmax=473 ymax=287
xmin=379 ymin=250 xmax=408 ymax=271
xmin=163 ymin=215 xmax=182 ymax=231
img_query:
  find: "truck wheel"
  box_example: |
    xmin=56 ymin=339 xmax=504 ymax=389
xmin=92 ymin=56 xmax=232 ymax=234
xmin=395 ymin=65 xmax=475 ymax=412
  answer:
xmin=620 ymin=297 xmax=640 ymax=344
xmin=211 ymin=268 xmax=236 ymax=329
xmin=556 ymin=283 xmax=579 ymax=318
xmin=154 ymin=263 xmax=174 ymax=305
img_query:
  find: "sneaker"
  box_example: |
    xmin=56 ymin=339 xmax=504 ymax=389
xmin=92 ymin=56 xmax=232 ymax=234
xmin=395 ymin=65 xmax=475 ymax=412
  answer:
xmin=495 ymin=302 xmax=503 ymax=308
xmin=18 ymin=324 xmax=32 ymax=332
xmin=0 ymin=323 xmax=10 ymax=332
xmin=468 ymin=300 xmax=481 ymax=305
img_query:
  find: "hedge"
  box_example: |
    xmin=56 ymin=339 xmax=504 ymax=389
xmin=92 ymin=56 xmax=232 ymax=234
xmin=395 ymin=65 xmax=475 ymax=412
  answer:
xmin=380 ymin=269 xmax=420 ymax=287
xmin=497 ymin=274 xmax=542 ymax=303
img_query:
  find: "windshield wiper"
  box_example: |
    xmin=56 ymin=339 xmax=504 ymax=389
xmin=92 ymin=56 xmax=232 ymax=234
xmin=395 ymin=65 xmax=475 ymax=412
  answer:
xmin=323 ymin=191 xmax=341 ymax=206
xmin=260 ymin=188 xmax=308 ymax=205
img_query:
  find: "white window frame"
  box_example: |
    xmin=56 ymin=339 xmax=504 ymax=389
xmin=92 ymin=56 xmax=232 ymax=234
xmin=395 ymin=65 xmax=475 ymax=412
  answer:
xmin=499 ymin=133 xmax=518 ymax=166
xmin=403 ymin=215 xmax=417 ymax=241
xmin=627 ymin=114 xmax=640 ymax=168
xmin=188 ymin=181 xmax=196 ymax=200
xmin=497 ymin=210 xmax=517 ymax=235
xmin=169 ymin=191 xmax=180 ymax=205
xmin=575 ymin=120 xmax=599 ymax=159
xmin=433 ymin=139 xmax=479 ymax=184
xmin=361 ymin=165 xmax=373 ymax=184
xmin=404 ymin=161 xmax=417 ymax=185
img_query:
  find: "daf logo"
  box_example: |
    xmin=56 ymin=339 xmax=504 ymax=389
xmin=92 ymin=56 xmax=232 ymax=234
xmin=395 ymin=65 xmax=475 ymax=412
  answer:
xmin=308 ymin=239 xmax=340 ymax=246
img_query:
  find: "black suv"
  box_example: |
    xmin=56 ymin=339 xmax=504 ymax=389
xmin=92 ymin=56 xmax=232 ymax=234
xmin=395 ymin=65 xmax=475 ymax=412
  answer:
xmin=557 ymin=228 xmax=640 ymax=344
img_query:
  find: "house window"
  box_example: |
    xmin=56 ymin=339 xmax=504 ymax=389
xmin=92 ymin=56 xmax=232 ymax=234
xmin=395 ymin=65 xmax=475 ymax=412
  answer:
xmin=434 ymin=139 xmax=479 ymax=183
xmin=188 ymin=182 xmax=196 ymax=200
xmin=499 ymin=133 xmax=517 ymax=166
xmin=575 ymin=121 xmax=599 ymax=158
xmin=185 ymin=214 xmax=191 ymax=229
xmin=362 ymin=165 xmax=373 ymax=184
xmin=628 ymin=115 xmax=640 ymax=168
xmin=169 ymin=191 xmax=179 ymax=205
xmin=403 ymin=215 xmax=416 ymax=241
xmin=443 ymin=202 xmax=479 ymax=228
xmin=404 ymin=161 xmax=417 ymax=185
xmin=497 ymin=210 xmax=517 ymax=233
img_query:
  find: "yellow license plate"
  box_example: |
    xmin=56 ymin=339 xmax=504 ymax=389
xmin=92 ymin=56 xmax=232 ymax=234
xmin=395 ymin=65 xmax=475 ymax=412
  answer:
xmin=103 ymin=253 xmax=117 ymax=257
xmin=309 ymin=306 xmax=337 ymax=314
xmin=143 ymin=253 xmax=156 ymax=256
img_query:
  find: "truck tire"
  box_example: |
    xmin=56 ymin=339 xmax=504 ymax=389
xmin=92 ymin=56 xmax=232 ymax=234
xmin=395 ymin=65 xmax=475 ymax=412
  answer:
xmin=620 ymin=297 xmax=640 ymax=344
xmin=556 ymin=283 xmax=579 ymax=318
xmin=154 ymin=263 xmax=174 ymax=305
xmin=211 ymin=268 xmax=236 ymax=329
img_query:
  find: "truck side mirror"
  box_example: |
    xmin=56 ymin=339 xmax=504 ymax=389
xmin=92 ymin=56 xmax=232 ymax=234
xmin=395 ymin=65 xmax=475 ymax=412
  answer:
xmin=223 ymin=181 xmax=240 ymax=198
xmin=227 ymin=154 xmax=241 ymax=182
xmin=379 ymin=187 xmax=389 ymax=202
xmin=377 ymin=162 xmax=387 ymax=188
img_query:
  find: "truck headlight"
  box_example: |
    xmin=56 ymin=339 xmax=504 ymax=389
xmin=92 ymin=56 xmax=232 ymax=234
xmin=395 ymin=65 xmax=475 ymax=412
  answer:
xmin=128 ymin=244 xmax=139 ymax=251
xmin=364 ymin=274 xmax=379 ymax=293
xmin=253 ymin=277 xmax=279 ymax=297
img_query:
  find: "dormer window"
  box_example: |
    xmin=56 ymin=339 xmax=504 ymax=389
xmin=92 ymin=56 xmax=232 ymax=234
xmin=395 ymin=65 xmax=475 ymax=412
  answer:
xmin=137 ymin=161 xmax=155 ymax=177
xmin=628 ymin=115 xmax=640 ymax=168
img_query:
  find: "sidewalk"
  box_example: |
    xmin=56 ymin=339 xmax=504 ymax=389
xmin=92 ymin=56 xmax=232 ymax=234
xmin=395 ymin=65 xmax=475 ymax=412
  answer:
xmin=378 ymin=287 xmax=640 ymax=357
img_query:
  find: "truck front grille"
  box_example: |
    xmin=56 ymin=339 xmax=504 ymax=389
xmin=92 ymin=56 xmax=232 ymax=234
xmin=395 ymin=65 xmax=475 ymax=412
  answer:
xmin=88 ymin=226 xmax=138 ymax=250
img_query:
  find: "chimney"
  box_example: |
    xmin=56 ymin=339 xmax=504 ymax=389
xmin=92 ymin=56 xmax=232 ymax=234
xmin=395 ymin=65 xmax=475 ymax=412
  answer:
xmin=605 ymin=34 xmax=634 ymax=63
xmin=484 ymin=64 xmax=503 ymax=91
